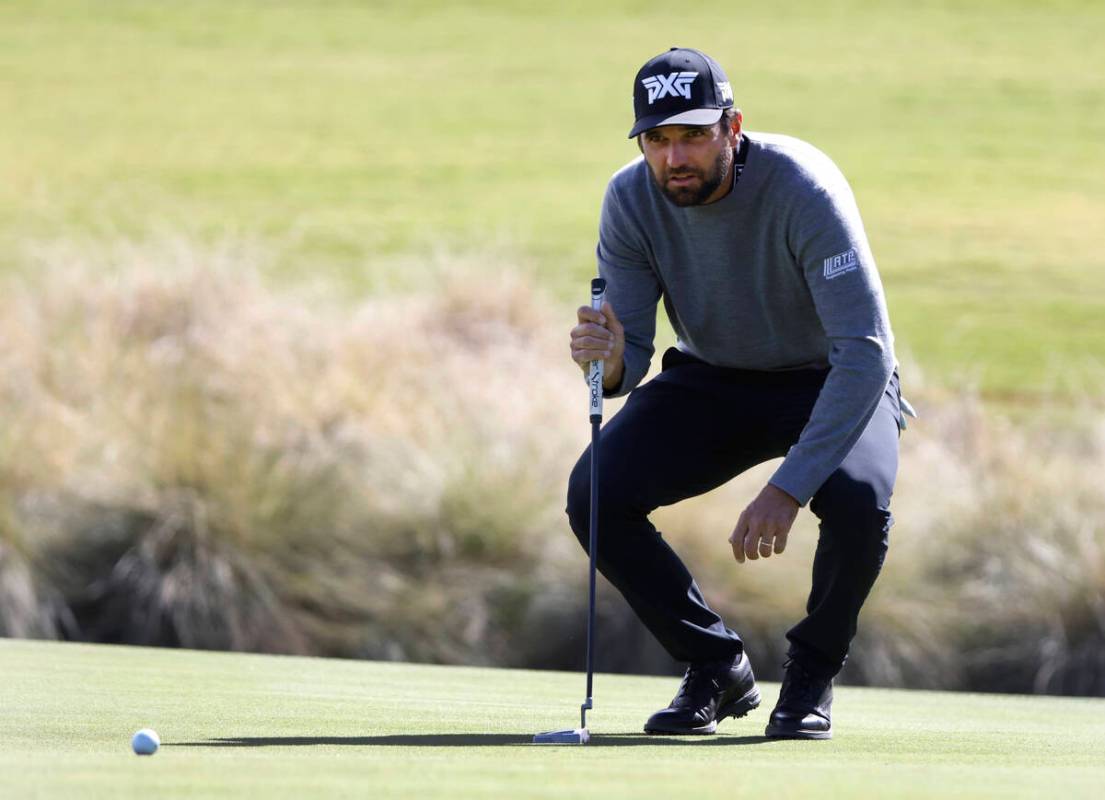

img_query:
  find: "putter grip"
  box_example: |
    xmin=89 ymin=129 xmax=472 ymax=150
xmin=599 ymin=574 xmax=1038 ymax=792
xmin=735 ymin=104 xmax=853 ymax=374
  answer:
xmin=588 ymin=278 xmax=606 ymax=421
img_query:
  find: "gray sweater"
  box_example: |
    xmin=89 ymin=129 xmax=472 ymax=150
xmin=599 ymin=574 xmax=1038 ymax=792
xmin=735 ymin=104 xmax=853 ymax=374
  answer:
xmin=596 ymin=131 xmax=896 ymax=505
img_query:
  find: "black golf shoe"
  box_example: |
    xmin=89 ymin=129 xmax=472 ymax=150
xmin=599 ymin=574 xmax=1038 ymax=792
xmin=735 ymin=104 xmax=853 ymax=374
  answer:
xmin=764 ymin=658 xmax=833 ymax=739
xmin=644 ymin=651 xmax=761 ymax=735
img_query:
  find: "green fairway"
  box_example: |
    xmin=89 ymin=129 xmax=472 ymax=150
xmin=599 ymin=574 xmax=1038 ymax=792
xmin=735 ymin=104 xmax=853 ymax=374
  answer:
xmin=2 ymin=639 xmax=1104 ymax=799
xmin=1 ymin=1 xmax=1103 ymax=394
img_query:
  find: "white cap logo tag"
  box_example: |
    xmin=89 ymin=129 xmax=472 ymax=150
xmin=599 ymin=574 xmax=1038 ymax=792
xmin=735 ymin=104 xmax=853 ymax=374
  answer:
xmin=717 ymin=81 xmax=733 ymax=103
xmin=641 ymin=71 xmax=698 ymax=104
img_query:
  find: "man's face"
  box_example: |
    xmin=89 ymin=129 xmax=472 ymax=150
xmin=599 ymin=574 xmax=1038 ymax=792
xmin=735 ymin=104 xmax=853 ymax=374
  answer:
xmin=640 ymin=122 xmax=737 ymax=206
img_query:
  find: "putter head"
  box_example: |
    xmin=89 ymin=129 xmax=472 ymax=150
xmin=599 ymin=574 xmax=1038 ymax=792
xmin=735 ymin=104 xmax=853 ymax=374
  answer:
xmin=532 ymin=728 xmax=589 ymax=745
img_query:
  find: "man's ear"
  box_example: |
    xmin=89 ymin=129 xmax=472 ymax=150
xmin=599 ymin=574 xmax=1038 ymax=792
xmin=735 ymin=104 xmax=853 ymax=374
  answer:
xmin=730 ymin=109 xmax=743 ymax=141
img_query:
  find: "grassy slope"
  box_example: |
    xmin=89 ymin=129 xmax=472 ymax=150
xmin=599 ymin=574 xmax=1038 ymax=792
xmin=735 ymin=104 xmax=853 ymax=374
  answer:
xmin=1 ymin=1 xmax=1103 ymax=394
xmin=2 ymin=639 xmax=1104 ymax=799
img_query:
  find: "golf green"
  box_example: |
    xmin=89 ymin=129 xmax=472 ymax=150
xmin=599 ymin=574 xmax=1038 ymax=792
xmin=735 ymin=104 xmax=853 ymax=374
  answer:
xmin=2 ymin=639 xmax=1102 ymax=798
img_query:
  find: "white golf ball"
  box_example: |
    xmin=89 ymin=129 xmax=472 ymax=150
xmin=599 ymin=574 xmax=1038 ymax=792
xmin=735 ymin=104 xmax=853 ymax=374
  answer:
xmin=131 ymin=728 xmax=160 ymax=756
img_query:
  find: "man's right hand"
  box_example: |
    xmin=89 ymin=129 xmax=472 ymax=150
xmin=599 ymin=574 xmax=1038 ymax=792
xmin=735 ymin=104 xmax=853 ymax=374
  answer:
xmin=570 ymin=301 xmax=626 ymax=391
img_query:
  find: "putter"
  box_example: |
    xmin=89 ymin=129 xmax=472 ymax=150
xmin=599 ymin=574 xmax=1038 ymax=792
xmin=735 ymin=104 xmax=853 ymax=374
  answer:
xmin=533 ymin=277 xmax=606 ymax=746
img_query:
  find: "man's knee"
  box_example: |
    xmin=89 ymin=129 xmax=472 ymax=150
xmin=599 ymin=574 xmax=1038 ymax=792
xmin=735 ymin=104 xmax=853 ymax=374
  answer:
xmin=810 ymin=469 xmax=893 ymax=543
xmin=565 ymin=451 xmax=592 ymax=544
xmin=565 ymin=446 xmax=643 ymax=552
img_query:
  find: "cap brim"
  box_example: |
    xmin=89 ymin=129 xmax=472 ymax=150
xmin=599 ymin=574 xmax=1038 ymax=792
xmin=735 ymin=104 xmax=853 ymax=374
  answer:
xmin=628 ymin=108 xmax=724 ymax=138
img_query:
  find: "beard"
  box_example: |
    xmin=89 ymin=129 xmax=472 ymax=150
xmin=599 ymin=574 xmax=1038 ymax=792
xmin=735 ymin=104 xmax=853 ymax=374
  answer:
xmin=651 ymin=146 xmax=733 ymax=207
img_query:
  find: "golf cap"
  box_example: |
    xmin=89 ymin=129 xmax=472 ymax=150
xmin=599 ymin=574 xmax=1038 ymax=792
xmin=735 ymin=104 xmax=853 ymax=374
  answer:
xmin=629 ymin=47 xmax=734 ymax=139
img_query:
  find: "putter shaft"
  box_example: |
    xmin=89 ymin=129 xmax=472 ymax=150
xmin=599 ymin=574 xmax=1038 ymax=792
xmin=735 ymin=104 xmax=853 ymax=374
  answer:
xmin=582 ymin=277 xmax=605 ymax=730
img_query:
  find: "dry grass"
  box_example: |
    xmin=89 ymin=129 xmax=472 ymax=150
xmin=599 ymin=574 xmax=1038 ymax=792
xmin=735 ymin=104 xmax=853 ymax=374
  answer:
xmin=2 ymin=239 xmax=1103 ymax=694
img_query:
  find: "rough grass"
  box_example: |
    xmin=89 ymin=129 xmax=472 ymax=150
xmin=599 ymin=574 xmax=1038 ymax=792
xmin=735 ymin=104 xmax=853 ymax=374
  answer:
xmin=2 ymin=639 xmax=1104 ymax=800
xmin=2 ymin=242 xmax=1103 ymax=694
xmin=1 ymin=0 xmax=1103 ymax=393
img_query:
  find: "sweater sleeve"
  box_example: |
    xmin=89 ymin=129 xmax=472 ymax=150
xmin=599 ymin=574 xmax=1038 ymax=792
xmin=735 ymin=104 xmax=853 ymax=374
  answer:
xmin=769 ymin=177 xmax=895 ymax=506
xmin=595 ymin=179 xmax=661 ymax=397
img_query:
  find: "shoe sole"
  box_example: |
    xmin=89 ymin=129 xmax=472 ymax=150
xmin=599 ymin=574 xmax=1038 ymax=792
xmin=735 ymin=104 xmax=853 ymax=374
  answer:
xmin=643 ymin=721 xmax=718 ymax=735
xmin=717 ymin=685 xmax=761 ymax=721
xmin=643 ymin=685 xmax=762 ymax=735
xmin=764 ymin=723 xmax=832 ymax=740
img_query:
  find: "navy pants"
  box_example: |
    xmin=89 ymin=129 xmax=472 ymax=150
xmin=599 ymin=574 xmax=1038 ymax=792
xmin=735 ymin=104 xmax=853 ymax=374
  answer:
xmin=566 ymin=348 xmax=902 ymax=678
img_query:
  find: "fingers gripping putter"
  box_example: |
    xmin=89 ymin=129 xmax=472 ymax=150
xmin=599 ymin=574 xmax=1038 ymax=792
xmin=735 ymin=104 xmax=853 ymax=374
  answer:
xmin=533 ymin=278 xmax=607 ymax=746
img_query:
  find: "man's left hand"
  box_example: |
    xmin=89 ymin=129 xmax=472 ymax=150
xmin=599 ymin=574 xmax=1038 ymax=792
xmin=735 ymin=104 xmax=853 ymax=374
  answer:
xmin=729 ymin=484 xmax=800 ymax=563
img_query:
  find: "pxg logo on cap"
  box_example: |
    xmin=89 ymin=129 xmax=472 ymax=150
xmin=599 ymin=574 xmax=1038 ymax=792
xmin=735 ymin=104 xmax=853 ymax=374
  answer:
xmin=629 ymin=47 xmax=734 ymax=139
xmin=641 ymin=72 xmax=698 ymax=103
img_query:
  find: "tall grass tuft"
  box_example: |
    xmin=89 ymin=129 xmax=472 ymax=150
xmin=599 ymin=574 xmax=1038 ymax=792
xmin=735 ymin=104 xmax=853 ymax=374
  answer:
xmin=2 ymin=238 xmax=1103 ymax=695
xmin=0 ymin=240 xmax=587 ymax=663
xmin=928 ymin=411 xmax=1105 ymax=695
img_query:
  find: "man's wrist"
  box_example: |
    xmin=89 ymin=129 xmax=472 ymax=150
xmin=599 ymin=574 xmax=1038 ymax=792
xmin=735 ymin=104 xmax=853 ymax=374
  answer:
xmin=602 ymin=358 xmax=625 ymax=391
xmin=767 ymin=477 xmax=805 ymax=507
xmin=765 ymin=482 xmax=800 ymax=507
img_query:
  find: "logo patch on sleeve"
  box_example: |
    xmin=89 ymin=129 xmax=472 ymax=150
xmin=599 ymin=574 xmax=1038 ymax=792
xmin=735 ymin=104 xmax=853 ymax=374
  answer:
xmin=823 ymin=248 xmax=859 ymax=280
